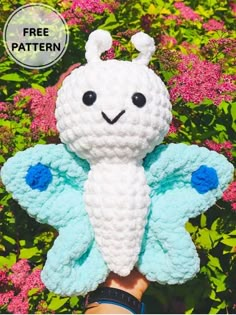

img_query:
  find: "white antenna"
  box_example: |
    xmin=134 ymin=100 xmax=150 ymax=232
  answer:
xmin=85 ymin=29 xmax=112 ymax=63
xmin=131 ymin=32 xmax=155 ymax=65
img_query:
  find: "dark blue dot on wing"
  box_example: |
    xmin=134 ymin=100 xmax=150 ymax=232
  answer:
xmin=191 ymin=165 xmax=219 ymax=194
xmin=25 ymin=163 xmax=52 ymax=191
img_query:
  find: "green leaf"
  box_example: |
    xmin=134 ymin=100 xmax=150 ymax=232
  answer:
xmin=209 ymin=230 xmax=222 ymax=247
xmin=0 ymin=254 xmax=16 ymax=268
xmin=209 ymin=290 xmax=221 ymax=302
xmin=211 ymin=277 xmax=226 ymax=292
xmin=147 ymin=4 xmax=158 ymax=14
xmin=19 ymin=247 xmax=39 ymax=259
xmin=200 ymin=213 xmax=207 ymax=228
xmin=230 ymin=103 xmax=236 ymax=131
xmin=185 ymin=221 xmax=198 ymax=233
xmin=100 ymin=14 xmax=119 ymax=30
xmin=221 ymin=238 xmax=236 ymax=247
xmin=208 ymin=254 xmax=223 ymax=272
xmin=28 ymin=287 xmax=40 ymax=296
xmin=196 ymin=228 xmax=212 ymax=249
xmin=69 ymin=296 xmax=79 ymax=308
xmin=20 ymin=240 xmax=26 ymax=246
xmin=185 ymin=307 xmax=194 ymax=314
xmin=211 ymin=218 xmax=220 ymax=231
xmin=31 ymin=83 xmax=45 ymax=94
xmin=209 ymin=301 xmax=226 ymax=314
xmin=0 ymin=73 xmax=24 ymax=82
xmin=48 ymin=297 xmax=69 ymax=310
xmin=218 ymin=101 xmax=229 ymax=114
xmin=3 ymin=235 xmax=16 ymax=245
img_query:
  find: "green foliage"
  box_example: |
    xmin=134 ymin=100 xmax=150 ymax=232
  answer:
xmin=0 ymin=0 xmax=235 ymax=313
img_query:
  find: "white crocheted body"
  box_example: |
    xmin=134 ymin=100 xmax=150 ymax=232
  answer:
xmin=55 ymin=31 xmax=172 ymax=275
xmin=84 ymin=162 xmax=150 ymax=275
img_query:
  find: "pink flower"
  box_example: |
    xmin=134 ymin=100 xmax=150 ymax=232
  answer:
xmin=0 ymin=270 xmax=8 ymax=285
xmin=0 ymin=102 xmax=9 ymax=119
xmin=167 ymin=117 xmax=182 ymax=135
xmin=174 ymin=1 xmax=201 ymax=21
xmin=203 ymin=19 xmax=225 ymax=31
xmin=168 ymin=124 xmax=178 ymax=134
xmin=204 ymin=140 xmax=233 ymax=160
xmin=11 ymin=259 xmax=30 ymax=274
xmin=181 ymin=41 xmax=199 ymax=53
xmin=202 ymin=38 xmax=236 ymax=58
xmin=0 ymin=113 xmax=8 ymax=119
xmin=14 ymin=64 xmax=80 ymax=137
xmin=0 ymin=291 xmax=14 ymax=306
xmin=164 ymin=14 xmax=182 ymax=25
xmin=71 ymin=0 xmax=116 ymax=13
xmin=113 ymin=40 xmax=126 ymax=51
xmin=0 ymin=102 xmax=7 ymax=112
xmin=169 ymin=54 xmax=236 ymax=105
xmin=9 ymin=260 xmax=31 ymax=288
xmin=223 ymin=182 xmax=236 ymax=202
xmin=0 ymin=260 xmax=45 ymax=314
xmin=21 ymin=269 xmax=45 ymax=294
xmin=102 ymin=47 xmax=115 ymax=60
xmin=61 ymin=0 xmax=119 ymax=27
xmin=223 ymin=181 xmax=236 ymax=211
xmin=160 ymin=35 xmax=177 ymax=48
xmin=7 ymin=293 xmax=29 ymax=314
xmin=141 ymin=14 xmax=154 ymax=32
xmin=15 ymin=86 xmax=58 ymax=133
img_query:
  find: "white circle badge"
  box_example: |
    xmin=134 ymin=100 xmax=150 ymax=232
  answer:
xmin=3 ymin=3 xmax=69 ymax=69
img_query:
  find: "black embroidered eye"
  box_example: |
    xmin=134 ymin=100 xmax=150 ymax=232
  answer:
xmin=82 ymin=91 xmax=97 ymax=106
xmin=132 ymin=93 xmax=146 ymax=108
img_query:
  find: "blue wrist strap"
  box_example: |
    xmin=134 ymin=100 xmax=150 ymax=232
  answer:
xmin=99 ymin=299 xmax=146 ymax=314
xmin=83 ymin=287 xmax=146 ymax=314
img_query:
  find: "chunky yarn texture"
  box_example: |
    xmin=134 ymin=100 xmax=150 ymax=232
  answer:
xmin=1 ymin=30 xmax=234 ymax=296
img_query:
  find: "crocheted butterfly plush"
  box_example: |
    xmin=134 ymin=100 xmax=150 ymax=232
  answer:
xmin=1 ymin=30 xmax=234 ymax=296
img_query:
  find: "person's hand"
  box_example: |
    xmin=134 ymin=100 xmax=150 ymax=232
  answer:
xmin=84 ymin=268 xmax=149 ymax=314
xmin=104 ymin=267 xmax=149 ymax=301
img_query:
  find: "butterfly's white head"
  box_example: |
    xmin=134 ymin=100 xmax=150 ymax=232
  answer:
xmin=56 ymin=30 xmax=172 ymax=164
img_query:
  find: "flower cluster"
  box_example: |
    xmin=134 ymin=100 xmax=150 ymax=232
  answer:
xmin=14 ymin=86 xmax=58 ymax=134
xmin=203 ymin=19 xmax=225 ymax=31
xmin=71 ymin=0 xmax=117 ymax=13
xmin=174 ymin=1 xmax=201 ymax=21
xmin=203 ymin=140 xmax=233 ymax=161
xmin=0 ymin=260 xmax=45 ymax=314
xmin=13 ymin=64 xmax=80 ymax=136
xmin=167 ymin=117 xmax=182 ymax=135
xmin=156 ymin=48 xmax=181 ymax=72
xmin=141 ymin=14 xmax=155 ymax=32
xmin=61 ymin=0 xmax=119 ymax=28
xmin=36 ymin=300 xmax=54 ymax=313
xmin=101 ymin=47 xmax=115 ymax=60
xmin=0 ymin=102 xmax=9 ymax=120
xmin=169 ymin=54 xmax=236 ymax=105
xmin=222 ymin=181 xmax=236 ymax=211
xmin=202 ymin=38 xmax=236 ymax=64
xmin=160 ymin=35 xmax=177 ymax=48
xmin=229 ymin=1 xmax=236 ymax=16
xmin=101 ymin=40 xmax=126 ymax=60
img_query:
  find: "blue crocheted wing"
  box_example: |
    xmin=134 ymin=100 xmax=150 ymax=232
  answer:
xmin=1 ymin=144 xmax=109 ymax=296
xmin=138 ymin=143 xmax=234 ymax=284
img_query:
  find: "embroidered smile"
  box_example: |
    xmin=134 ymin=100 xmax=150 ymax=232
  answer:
xmin=101 ymin=110 xmax=126 ymax=124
